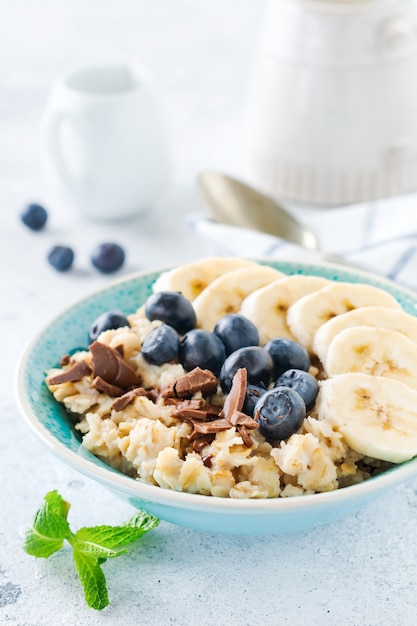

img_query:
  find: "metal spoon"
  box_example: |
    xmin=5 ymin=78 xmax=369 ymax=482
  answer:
xmin=197 ymin=170 xmax=351 ymax=266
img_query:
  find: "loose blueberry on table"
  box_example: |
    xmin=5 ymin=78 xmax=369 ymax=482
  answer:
xmin=91 ymin=242 xmax=125 ymax=273
xmin=47 ymin=245 xmax=75 ymax=272
xmin=20 ymin=203 xmax=48 ymax=231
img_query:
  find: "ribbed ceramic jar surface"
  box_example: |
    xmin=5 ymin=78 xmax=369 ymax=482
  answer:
xmin=243 ymin=0 xmax=417 ymax=206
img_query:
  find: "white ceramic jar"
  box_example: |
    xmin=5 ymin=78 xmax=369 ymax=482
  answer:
xmin=243 ymin=0 xmax=417 ymax=206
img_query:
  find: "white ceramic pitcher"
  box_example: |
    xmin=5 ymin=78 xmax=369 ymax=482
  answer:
xmin=243 ymin=0 xmax=417 ymax=207
xmin=42 ymin=63 xmax=172 ymax=220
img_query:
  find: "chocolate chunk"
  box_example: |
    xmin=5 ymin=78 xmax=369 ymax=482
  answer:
xmin=163 ymin=397 xmax=183 ymax=406
xmin=160 ymin=382 xmax=177 ymax=399
xmin=204 ymin=404 xmax=223 ymax=418
xmin=59 ymin=354 xmax=71 ymax=366
xmin=90 ymin=341 xmax=141 ymax=389
xmin=192 ymin=434 xmax=215 ymax=452
xmin=172 ymin=399 xmax=205 ymax=411
xmin=176 ymin=367 xmax=218 ymax=397
xmin=174 ymin=408 xmax=210 ymax=421
xmin=172 ymin=399 xmax=205 ymax=420
xmin=112 ymin=387 xmax=151 ymax=411
xmin=202 ymin=454 xmax=213 ymax=467
xmin=221 ymin=368 xmax=247 ymax=420
xmin=114 ymin=344 xmax=124 ymax=357
xmin=162 ymin=367 xmax=218 ymax=399
xmin=92 ymin=376 xmax=125 ymax=397
xmin=47 ymin=360 xmax=91 ymax=385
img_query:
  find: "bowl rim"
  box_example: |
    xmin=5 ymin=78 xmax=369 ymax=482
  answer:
xmin=14 ymin=257 xmax=417 ymax=513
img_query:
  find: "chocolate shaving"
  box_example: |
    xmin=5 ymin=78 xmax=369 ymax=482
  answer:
xmin=229 ymin=410 xmax=259 ymax=429
xmin=90 ymin=341 xmax=141 ymax=389
xmin=112 ymin=387 xmax=151 ymax=411
xmin=238 ymin=425 xmax=253 ymax=448
xmin=92 ymin=376 xmax=125 ymax=397
xmin=161 ymin=367 xmax=218 ymax=399
xmin=48 ymin=360 xmax=91 ymax=385
xmin=221 ymin=368 xmax=247 ymax=419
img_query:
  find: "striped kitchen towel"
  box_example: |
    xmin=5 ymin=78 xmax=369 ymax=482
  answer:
xmin=187 ymin=191 xmax=417 ymax=290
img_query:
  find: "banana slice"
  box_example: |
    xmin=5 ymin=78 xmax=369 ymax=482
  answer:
xmin=314 ymin=305 xmax=417 ymax=365
xmin=152 ymin=257 xmax=258 ymax=301
xmin=316 ymin=372 xmax=417 ymax=463
xmin=287 ymin=282 xmax=402 ymax=353
xmin=240 ymin=275 xmax=330 ymax=344
xmin=324 ymin=326 xmax=417 ymax=392
xmin=193 ymin=265 xmax=285 ymax=331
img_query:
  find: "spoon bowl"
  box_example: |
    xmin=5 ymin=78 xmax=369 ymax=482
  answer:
xmin=197 ymin=170 xmax=319 ymax=252
xmin=197 ymin=171 xmax=356 ymax=267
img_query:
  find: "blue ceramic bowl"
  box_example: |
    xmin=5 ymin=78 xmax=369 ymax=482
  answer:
xmin=15 ymin=260 xmax=417 ymax=535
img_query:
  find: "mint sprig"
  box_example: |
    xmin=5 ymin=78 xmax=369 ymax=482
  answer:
xmin=23 ymin=490 xmax=159 ymax=610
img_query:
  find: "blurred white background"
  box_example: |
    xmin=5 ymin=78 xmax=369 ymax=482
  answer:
xmin=0 ymin=0 xmax=265 ymax=211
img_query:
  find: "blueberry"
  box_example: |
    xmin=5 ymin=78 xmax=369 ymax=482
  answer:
xmin=254 ymin=386 xmax=306 ymax=442
xmin=275 ymin=368 xmax=319 ymax=411
xmin=141 ymin=324 xmax=180 ymax=366
xmin=21 ymin=203 xmax=48 ymax=231
xmin=219 ymin=346 xmax=273 ymax=394
xmin=88 ymin=310 xmax=130 ymax=344
xmin=179 ymin=329 xmax=226 ymax=376
xmin=91 ymin=242 xmax=125 ymax=273
xmin=213 ymin=314 xmax=259 ymax=355
xmin=145 ymin=291 xmax=196 ymax=335
xmin=242 ymin=383 xmax=267 ymax=417
xmin=47 ymin=245 xmax=74 ymax=272
xmin=264 ymin=337 xmax=310 ymax=379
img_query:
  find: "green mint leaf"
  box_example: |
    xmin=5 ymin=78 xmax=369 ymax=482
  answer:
xmin=75 ymin=511 xmax=159 ymax=550
xmin=44 ymin=490 xmax=71 ymax=520
xmin=70 ymin=536 xmax=128 ymax=560
xmin=23 ymin=492 xmax=160 ymax=610
xmin=72 ymin=549 xmax=109 ymax=611
xmin=23 ymin=490 xmax=72 ymax=558
xmin=126 ymin=511 xmax=160 ymax=534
